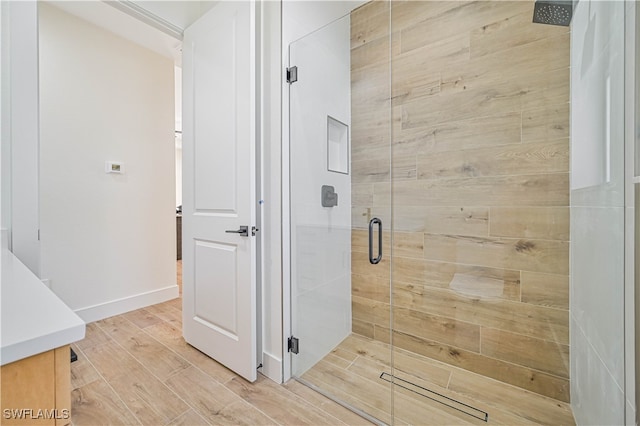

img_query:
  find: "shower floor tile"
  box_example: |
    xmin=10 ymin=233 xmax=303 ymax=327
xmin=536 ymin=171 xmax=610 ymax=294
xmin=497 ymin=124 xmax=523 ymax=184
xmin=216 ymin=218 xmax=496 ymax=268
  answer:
xmin=300 ymin=334 xmax=576 ymax=425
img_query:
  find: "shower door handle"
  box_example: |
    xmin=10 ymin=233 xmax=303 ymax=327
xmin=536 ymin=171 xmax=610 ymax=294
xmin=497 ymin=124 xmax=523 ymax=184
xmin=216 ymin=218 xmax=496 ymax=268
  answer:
xmin=369 ymin=218 xmax=382 ymax=265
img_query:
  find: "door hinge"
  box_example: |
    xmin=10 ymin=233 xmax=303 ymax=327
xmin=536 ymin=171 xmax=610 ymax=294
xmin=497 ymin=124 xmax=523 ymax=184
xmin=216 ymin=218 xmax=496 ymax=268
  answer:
xmin=286 ymin=66 xmax=297 ymax=84
xmin=288 ymin=336 xmax=299 ymax=354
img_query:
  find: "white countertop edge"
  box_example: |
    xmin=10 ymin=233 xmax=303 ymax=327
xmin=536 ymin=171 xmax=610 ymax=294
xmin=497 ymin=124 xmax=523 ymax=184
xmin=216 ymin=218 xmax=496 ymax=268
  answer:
xmin=1 ymin=249 xmax=86 ymax=366
xmin=1 ymin=323 xmax=86 ymax=365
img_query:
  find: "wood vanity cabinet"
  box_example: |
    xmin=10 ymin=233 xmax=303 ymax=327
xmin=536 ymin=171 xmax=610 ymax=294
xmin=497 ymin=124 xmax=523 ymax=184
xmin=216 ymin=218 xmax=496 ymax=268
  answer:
xmin=1 ymin=346 xmax=71 ymax=426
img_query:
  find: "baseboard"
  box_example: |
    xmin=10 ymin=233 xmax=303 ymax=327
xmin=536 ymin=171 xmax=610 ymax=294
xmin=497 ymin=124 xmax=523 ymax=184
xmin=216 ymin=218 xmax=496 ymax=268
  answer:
xmin=74 ymin=285 xmax=179 ymax=323
xmin=261 ymin=351 xmax=282 ymax=383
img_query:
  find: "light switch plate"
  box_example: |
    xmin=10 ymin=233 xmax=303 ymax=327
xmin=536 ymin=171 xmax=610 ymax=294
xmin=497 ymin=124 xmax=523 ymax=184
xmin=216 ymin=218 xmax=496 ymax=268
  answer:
xmin=105 ymin=161 xmax=125 ymax=174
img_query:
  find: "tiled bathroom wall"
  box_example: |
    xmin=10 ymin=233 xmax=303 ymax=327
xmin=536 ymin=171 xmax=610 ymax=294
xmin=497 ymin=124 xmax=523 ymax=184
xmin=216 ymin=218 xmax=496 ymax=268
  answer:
xmin=350 ymin=1 xmax=571 ymax=401
xmin=570 ymin=0 xmax=627 ymax=423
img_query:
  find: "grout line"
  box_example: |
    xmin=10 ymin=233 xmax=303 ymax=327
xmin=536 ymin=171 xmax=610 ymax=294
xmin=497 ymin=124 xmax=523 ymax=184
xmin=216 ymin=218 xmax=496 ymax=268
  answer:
xmin=164 ymin=408 xmax=195 ymax=426
xmin=96 ymin=315 xmax=190 ymax=380
xmin=572 ymin=319 xmax=626 ymax=396
xmin=71 ymin=343 xmax=144 ymax=425
xmin=92 ymin=318 xmax=201 ymax=424
xmin=168 ymin=409 xmax=211 ymax=426
xmin=518 ymin=270 xmax=523 ymax=303
xmin=136 ymin=315 xmax=239 ymax=387
xmin=218 ymin=379 xmax=282 ymax=425
xmin=68 ymin=345 xmax=101 ymax=390
xmin=346 ymin=354 xmax=360 ymax=370
xmin=284 ymin=379 xmax=361 ymax=426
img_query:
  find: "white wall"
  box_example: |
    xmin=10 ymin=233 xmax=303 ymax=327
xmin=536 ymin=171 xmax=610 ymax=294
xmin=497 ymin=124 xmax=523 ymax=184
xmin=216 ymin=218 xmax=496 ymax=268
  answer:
xmin=38 ymin=3 xmax=177 ymax=322
xmin=175 ymin=141 xmax=182 ymax=208
xmin=570 ymin=1 xmax=627 ymax=423
xmin=3 ymin=1 xmax=41 ymax=274
xmin=0 ymin=1 xmax=8 ymax=249
xmin=175 ymin=66 xmax=182 ymax=208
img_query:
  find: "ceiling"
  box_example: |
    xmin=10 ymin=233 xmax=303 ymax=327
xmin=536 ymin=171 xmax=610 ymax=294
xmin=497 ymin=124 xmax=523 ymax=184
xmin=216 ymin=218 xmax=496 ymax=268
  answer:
xmin=47 ymin=1 xmax=216 ymax=65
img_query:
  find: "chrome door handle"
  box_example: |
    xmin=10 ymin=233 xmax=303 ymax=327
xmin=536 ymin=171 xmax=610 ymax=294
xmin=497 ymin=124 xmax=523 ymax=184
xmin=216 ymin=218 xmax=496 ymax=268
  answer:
xmin=369 ymin=218 xmax=382 ymax=264
xmin=226 ymin=226 xmax=249 ymax=237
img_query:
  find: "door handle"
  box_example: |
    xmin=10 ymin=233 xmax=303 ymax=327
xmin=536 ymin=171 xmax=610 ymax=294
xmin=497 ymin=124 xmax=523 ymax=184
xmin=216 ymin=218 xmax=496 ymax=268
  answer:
xmin=369 ymin=218 xmax=382 ymax=264
xmin=226 ymin=226 xmax=249 ymax=237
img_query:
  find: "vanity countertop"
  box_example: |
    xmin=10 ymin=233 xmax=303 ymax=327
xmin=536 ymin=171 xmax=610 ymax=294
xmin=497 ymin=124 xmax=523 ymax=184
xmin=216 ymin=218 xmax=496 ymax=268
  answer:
xmin=1 ymin=249 xmax=85 ymax=365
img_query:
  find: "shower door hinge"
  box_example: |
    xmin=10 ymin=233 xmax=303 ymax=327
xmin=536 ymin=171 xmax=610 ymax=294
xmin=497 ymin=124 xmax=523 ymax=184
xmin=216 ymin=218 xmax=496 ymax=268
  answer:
xmin=288 ymin=336 xmax=299 ymax=354
xmin=286 ymin=66 xmax=298 ymax=84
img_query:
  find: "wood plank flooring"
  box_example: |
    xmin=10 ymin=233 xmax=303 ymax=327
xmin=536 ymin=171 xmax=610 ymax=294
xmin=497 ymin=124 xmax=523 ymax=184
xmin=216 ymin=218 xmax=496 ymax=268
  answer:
xmin=301 ymin=334 xmax=576 ymax=425
xmin=70 ymin=261 xmax=370 ymax=426
xmin=71 ymin=260 xmax=574 ymax=425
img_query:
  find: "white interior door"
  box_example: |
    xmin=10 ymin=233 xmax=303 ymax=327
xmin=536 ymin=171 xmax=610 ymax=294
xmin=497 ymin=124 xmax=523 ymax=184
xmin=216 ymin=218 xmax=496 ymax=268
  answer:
xmin=182 ymin=1 xmax=258 ymax=382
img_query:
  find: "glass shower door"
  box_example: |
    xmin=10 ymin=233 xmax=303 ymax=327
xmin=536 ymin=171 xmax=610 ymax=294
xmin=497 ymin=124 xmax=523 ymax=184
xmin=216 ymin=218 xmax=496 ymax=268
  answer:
xmin=289 ymin=13 xmax=355 ymax=379
xmin=386 ymin=0 xmax=573 ymax=421
xmin=289 ymin=5 xmax=394 ymax=423
xmin=288 ymin=1 xmax=628 ymax=424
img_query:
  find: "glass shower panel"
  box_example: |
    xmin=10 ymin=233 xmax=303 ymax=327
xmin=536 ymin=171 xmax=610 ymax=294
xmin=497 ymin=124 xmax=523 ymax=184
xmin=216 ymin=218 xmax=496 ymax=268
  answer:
xmin=289 ymin=5 xmax=394 ymax=423
xmin=290 ymin=13 xmax=354 ymax=379
xmin=385 ymin=1 xmax=575 ymax=423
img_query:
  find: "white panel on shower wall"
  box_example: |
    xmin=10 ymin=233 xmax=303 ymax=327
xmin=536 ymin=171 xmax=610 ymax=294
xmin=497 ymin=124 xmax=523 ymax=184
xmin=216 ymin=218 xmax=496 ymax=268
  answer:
xmin=570 ymin=1 xmax=627 ymax=425
xmin=571 ymin=0 xmax=625 ymax=193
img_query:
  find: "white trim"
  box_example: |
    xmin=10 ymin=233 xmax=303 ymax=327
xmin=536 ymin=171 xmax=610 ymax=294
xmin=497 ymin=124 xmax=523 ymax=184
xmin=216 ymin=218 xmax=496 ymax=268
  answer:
xmin=261 ymin=351 xmax=283 ymax=384
xmin=74 ymin=284 xmax=179 ymax=323
xmin=624 ymin=1 xmax=638 ymax=422
xmin=281 ymin=46 xmax=292 ymax=381
xmin=104 ymin=1 xmax=183 ymax=40
xmin=9 ymin=0 xmax=40 ymax=277
xmin=1 ymin=229 xmax=8 ymax=250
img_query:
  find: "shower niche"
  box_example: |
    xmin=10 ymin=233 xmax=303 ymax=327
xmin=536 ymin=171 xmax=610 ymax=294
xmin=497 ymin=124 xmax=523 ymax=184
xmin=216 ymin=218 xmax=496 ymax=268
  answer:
xmin=327 ymin=116 xmax=349 ymax=174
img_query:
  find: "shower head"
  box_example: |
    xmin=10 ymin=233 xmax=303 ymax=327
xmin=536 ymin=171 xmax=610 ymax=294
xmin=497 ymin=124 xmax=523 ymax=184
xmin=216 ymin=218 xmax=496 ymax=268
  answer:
xmin=532 ymin=0 xmax=573 ymax=27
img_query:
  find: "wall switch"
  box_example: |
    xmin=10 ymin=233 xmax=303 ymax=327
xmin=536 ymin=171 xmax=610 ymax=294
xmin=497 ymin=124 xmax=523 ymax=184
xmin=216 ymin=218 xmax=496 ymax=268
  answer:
xmin=106 ymin=161 xmax=125 ymax=174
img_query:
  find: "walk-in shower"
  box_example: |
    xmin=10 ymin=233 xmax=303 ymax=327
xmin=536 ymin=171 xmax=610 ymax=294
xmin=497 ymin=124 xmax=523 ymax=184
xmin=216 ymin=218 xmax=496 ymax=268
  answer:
xmin=288 ymin=1 xmax=629 ymax=424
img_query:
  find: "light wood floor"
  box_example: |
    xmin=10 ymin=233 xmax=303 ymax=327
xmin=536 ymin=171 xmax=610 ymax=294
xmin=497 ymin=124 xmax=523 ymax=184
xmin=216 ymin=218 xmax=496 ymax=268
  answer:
xmin=71 ymin=261 xmax=574 ymax=425
xmin=301 ymin=334 xmax=576 ymax=425
xmin=70 ymin=261 xmax=371 ymax=426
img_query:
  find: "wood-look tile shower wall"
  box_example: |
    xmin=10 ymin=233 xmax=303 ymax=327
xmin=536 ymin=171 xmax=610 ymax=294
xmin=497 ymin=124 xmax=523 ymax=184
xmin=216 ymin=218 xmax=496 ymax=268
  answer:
xmin=350 ymin=1 xmax=570 ymax=402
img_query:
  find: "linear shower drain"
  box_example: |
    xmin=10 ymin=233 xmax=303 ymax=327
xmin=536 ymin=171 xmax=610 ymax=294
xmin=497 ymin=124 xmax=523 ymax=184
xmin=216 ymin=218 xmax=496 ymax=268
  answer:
xmin=379 ymin=372 xmax=489 ymax=422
